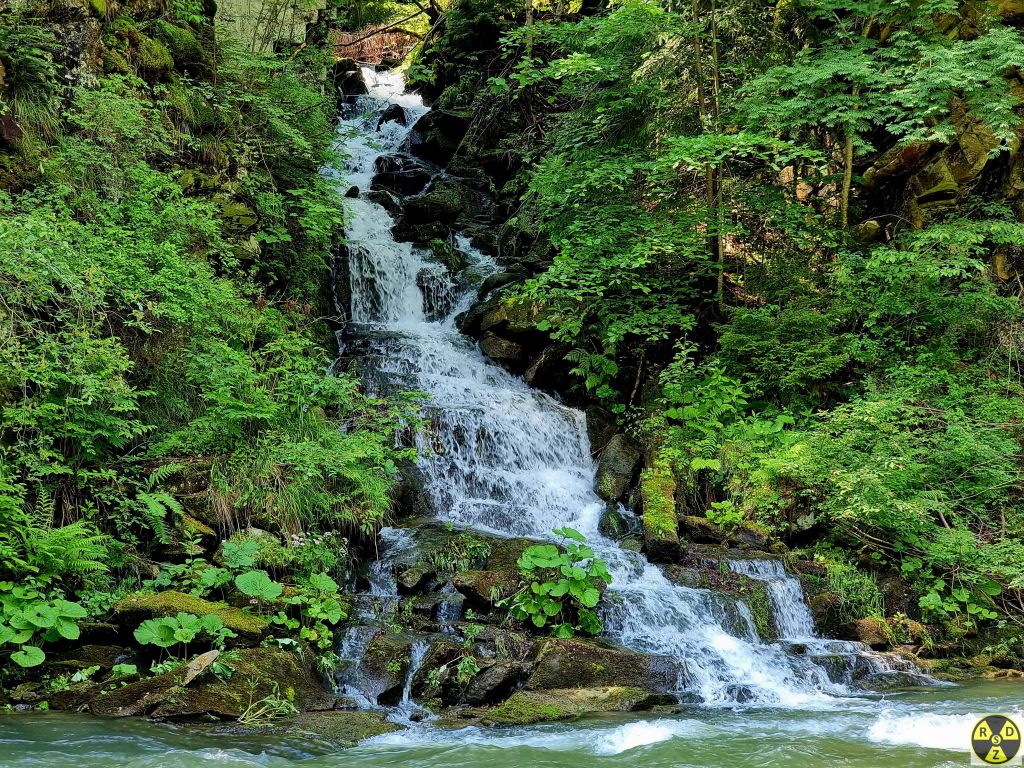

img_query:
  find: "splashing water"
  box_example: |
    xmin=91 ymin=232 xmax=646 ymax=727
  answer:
xmin=339 ymin=67 xmax=931 ymax=707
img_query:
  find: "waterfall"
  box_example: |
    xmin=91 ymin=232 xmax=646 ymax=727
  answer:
xmin=337 ymin=68 xmax=931 ymax=708
xmin=728 ymin=559 xmax=817 ymax=640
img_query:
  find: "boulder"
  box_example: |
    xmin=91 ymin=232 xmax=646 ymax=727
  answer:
xmin=523 ymin=342 xmax=571 ymax=389
xmin=406 ymin=110 xmax=469 ymax=165
xmin=585 ymin=406 xmax=618 ymax=455
xmin=525 ymin=637 xmax=678 ymax=691
xmin=595 ymin=434 xmax=641 ymax=502
xmin=111 ymin=591 xmax=269 ymax=643
xmin=478 ymin=332 xmax=524 ymax=361
xmin=477 ymin=687 xmax=671 ymax=725
xmin=679 ymin=515 xmax=727 ymax=545
xmin=842 ymin=617 xmax=890 ymax=649
xmin=332 ymin=58 xmax=367 ymax=98
xmin=370 ymin=155 xmax=433 ymax=197
xmin=862 ymin=141 xmax=936 ymax=187
xmin=453 ymin=568 xmax=519 ymax=604
xmin=477 ymin=269 xmax=526 ymax=300
xmin=400 ymin=178 xmax=482 ymax=225
xmin=359 ymin=631 xmax=416 ymax=705
xmin=268 ymin=710 xmax=402 ymax=746
xmin=377 ymin=103 xmax=408 ymax=129
xmin=463 ymin=661 xmax=531 ymax=705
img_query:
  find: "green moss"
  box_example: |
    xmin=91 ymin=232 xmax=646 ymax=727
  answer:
xmin=484 ymin=687 xmax=654 ymax=725
xmin=89 ymin=0 xmax=108 ymax=19
xmin=113 ymin=590 xmax=269 ymax=638
xmin=135 ymin=35 xmax=174 ymax=83
xmin=640 ymin=458 xmax=678 ymax=539
xmin=154 ymin=20 xmax=207 ymax=71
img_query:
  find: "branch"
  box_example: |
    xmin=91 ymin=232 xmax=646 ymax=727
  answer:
xmin=336 ymin=12 xmax=425 ymax=49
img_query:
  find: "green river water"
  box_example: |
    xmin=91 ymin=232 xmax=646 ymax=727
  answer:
xmin=1 ymin=680 xmax=1020 ymax=768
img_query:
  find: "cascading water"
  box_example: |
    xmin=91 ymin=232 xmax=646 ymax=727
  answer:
xmin=729 ymin=558 xmax=817 ymax=640
xmin=337 ymin=68 xmax=931 ymax=708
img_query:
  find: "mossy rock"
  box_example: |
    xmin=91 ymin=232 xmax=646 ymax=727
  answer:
xmin=478 ymin=687 xmax=668 ymax=725
xmin=640 ymin=459 xmax=679 ymax=563
xmin=150 ymin=646 xmax=336 ymax=718
xmin=270 ymin=710 xmax=402 ymax=745
xmin=112 ymin=591 xmax=269 ymax=642
xmin=153 ymin=20 xmax=209 ymax=74
xmin=595 ymin=434 xmax=641 ymax=503
xmin=134 ymin=35 xmax=174 ymax=84
xmin=525 ymin=637 xmax=678 ymax=691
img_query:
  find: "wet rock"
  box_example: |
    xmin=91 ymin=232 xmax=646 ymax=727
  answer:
xmin=453 ymin=568 xmax=519 ymax=604
xmin=359 ymin=631 xmax=415 ymax=705
xmin=377 ymin=103 xmax=407 ymax=129
xmin=475 ymin=687 xmax=672 ymax=725
xmin=599 ymin=504 xmax=640 ymax=540
xmin=526 ymin=637 xmax=678 ymax=691
xmin=595 ymin=434 xmax=641 ymax=502
xmin=111 ymin=591 xmax=269 ymax=643
xmin=344 ymin=185 xmax=360 ymax=198
xmin=585 ymin=406 xmax=617 ymax=455
xmin=51 ymin=645 xmax=134 ymax=672
xmin=726 ymin=685 xmax=755 ymax=703
xmin=463 ymin=661 xmax=530 ymax=705
xmin=855 ymin=670 xmax=934 ymax=691
xmin=478 ymin=332 xmax=524 ymax=361
xmin=371 ymin=155 xmax=433 ymax=197
xmin=228 ymin=710 xmax=402 ymax=746
xmin=366 ymin=189 xmax=403 ymax=214
xmin=332 ymin=57 xmax=367 ymax=99
xmin=523 ymin=342 xmax=571 ymax=389
xmin=477 ymin=269 xmax=526 ymax=300
xmin=842 ymin=617 xmax=890 ymax=649
xmin=729 ymin=522 xmax=771 ymax=551
xmin=400 ymin=178 xmax=483 ymax=225
xmin=406 ymin=110 xmax=469 ymax=165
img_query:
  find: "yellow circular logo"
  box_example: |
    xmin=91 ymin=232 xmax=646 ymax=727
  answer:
xmin=972 ymin=715 xmax=1022 ymax=765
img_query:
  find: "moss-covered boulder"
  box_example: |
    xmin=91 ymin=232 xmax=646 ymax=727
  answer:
xmin=407 ymin=109 xmax=469 ymax=165
xmin=112 ymin=591 xmax=269 ymax=643
xmin=595 ymin=434 xmax=641 ymax=502
xmin=89 ymin=646 xmax=335 ymax=718
xmin=401 ymin=179 xmax=483 ymax=225
xmin=640 ymin=460 xmax=679 ymax=562
xmin=525 ymin=637 xmax=678 ymax=691
xmin=477 ymin=686 xmax=670 ymax=725
xmin=270 ymin=710 xmax=402 ymax=746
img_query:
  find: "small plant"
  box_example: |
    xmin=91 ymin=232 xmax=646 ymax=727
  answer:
xmin=0 ymin=582 xmax=90 ymax=668
xmin=237 ymin=680 xmax=298 ymax=726
xmin=70 ymin=665 xmax=101 ymax=684
xmin=134 ymin=612 xmax=237 ymax=654
xmin=235 ymin=569 xmax=284 ymax=610
xmin=502 ymin=528 xmax=610 ymax=638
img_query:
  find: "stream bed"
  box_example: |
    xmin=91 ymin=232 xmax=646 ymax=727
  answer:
xmin=0 ymin=680 xmax=1021 ymax=767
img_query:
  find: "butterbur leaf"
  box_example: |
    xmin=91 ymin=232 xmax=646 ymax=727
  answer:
xmin=579 ymin=588 xmax=601 ymax=608
xmin=552 ymin=623 xmax=575 ymax=638
xmin=12 ymin=645 xmax=45 ymax=667
xmin=54 ymin=600 xmax=88 ymax=619
xmin=306 ymin=573 xmax=339 ymax=593
xmin=55 ymin=619 xmax=80 ymax=640
xmin=531 ymin=613 xmax=547 ymax=628
xmin=134 ymin=618 xmax=177 ymax=648
xmin=554 ymin=527 xmax=586 ymax=543
xmin=235 ymin=570 xmax=284 ymax=600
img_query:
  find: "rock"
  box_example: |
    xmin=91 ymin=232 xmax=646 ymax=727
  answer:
xmin=148 ymin=646 xmax=335 ymax=718
xmin=332 ymin=58 xmax=367 ymax=98
xmin=523 ymin=343 xmax=571 ymax=389
xmin=51 ymin=645 xmax=134 ymax=672
xmin=842 ymin=617 xmax=890 ymax=649
xmin=477 ymin=687 xmax=671 ymax=725
xmin=855 ymin=670 xmax=934 ymax=691
xmin=89 ymin=671 xmax=180 ymax=717
xmin=730 ymin=522 xmax=771 ymax=550
xmin=909 ymin=157 xmax=959 ymax=213
xmin=463 ymin=661 xmax=531 ymax=705
xmin=182 ymin=650 xmax=220 ymax=686
xmin=359 ymin=631 xmax=415 ymax=705
xmin=406 ymin=110 xmax=469 ymax=165
xmin=272 ymin=710 xmax=402 ymax=746
xmin=595 ymin=435 xmax=641 ymax=502
xmin=585 ymin=407 xmax=617 ymax=455
xmin=478 ymin=297 xmax=545 ymax=335
xmin=453 ymin=568 xmax=519 ymax=604
xmin=477 ymin=270 xmax=526 ymax=300
xmin=112 ymin=591 xmax=269 ymax=643
xmin=863 ymin=141 xmax=936 ymax=187
xmin=377 ymin=103 xmax=407 ymax=129
xmin=400 ymin=179 xmax=482 ymax=225
xmin=525 ymin=637 xmax=678 ymax=691
xmin=344 ymin=185 xmax=360 ymax=198
xmin=478 ymin=332 xmax=524 ymax=361
xmin=679 ymin=515 xmax=726 ymax=545
xmin=371 ymin=155 xmax=433 ymax=197
xmin=366 ymin=189 xmax=403 ymax=214
xmin=599 ymin=504 xmax=640 ymax=539
xmin=640 ymin=461 xmax=679 ymax=563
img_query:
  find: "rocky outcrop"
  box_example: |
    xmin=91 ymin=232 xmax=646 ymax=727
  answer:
xmin=525 ymin=637 xmax=679 ymax=691
xmin=473 ymin=687 xmax=672 ymax=725
xmin=595 ymin=434 xmax=641 ymax=502
xmin=405 ymin=109 xmax=469 ymax=165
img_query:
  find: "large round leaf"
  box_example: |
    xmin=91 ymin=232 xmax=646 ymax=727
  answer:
xmin=11 ymin=645 xmax=45 ymax=668
xmin=235 ymin=570 xmax=284 ymax=601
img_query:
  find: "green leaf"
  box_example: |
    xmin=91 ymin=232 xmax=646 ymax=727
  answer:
xmin=235 ymin=570 xmax=284 ymax=601
xmin=12 ymin=645 xmax=45 ymax=668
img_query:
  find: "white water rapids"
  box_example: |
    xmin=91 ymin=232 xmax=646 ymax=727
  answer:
xmin=335 ymin=68 xmax=932 ymax=708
